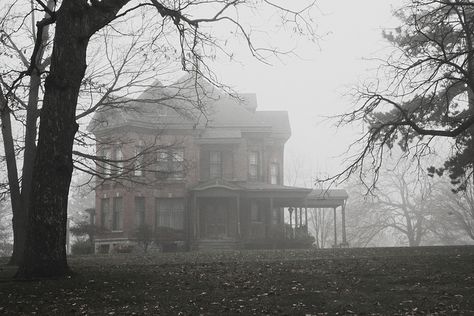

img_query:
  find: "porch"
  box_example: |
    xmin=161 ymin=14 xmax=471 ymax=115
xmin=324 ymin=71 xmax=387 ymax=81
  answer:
xmin=189 ymin=179 xmax=313 ymax=248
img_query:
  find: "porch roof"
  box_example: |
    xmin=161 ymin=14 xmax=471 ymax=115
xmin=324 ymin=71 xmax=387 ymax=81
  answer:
xmin=190 ymin=180 xmax=348 ymax=208
xmin=304 ymin=189 xmax=348 ymax=208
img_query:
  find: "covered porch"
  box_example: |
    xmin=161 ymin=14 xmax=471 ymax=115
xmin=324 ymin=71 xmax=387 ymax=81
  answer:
xmin=189 ymin=180 xmax=310 ymax=244
xmin=188 ymin=179 xmax=348 ymax=249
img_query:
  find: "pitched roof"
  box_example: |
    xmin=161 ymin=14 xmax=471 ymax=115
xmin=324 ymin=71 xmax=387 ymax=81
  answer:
xmin=88 ymin=73 xmax=290 ymax=139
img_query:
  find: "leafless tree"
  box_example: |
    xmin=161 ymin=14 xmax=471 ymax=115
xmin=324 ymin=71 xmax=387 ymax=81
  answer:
xmin=1 ymin=0 xmax=316 ymax=278
xmin=430 ymin=179 xmax=474 ymax=242
xmin=345 ymin=163 xmax=437 ymax=247
xmin=328 ymin=0 xmax=474 ymax=192
xmin=1 ymin=2 xmax=198 ymax=265
xmin=308 ymin=208 xmax=333 ymax=248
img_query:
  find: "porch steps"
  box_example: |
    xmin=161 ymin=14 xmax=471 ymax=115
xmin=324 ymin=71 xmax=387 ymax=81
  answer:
xmin=196 ymin=239 xmax=241 ymax=251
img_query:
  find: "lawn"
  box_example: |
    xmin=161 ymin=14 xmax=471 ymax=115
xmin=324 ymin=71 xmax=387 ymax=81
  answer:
xmin=0 ymin=246 xmax=473 ymax=315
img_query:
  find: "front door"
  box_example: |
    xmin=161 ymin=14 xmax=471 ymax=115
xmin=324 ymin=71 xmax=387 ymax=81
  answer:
xmin=203 ymin=200 xmax=228 ymax=239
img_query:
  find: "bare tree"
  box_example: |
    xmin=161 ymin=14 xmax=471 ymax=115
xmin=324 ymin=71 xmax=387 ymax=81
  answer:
xmin=330 ymin=0 xmax=474 ymax=191
xmin=0 ymin=2 xmax=192 ymax=265
xmin=0 ymin=0 xmax=316 ymax=278
xmin=308 ymin=208 xmax=333 ymax=248
xmin=431 ymin=179 xmax=474 ymax=242
xmin=0 ymin=0 xmax=54 ymax=265
xmin=345 ymin=163 xmax=437 ymax=247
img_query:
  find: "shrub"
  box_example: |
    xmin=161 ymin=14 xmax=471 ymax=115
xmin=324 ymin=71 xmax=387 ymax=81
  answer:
xmin=114 ymin=243 xmax=134 ymax=253
xmin=135 ymin=224 xmax=153 ymax=253
xmin=71 ymin=240 xmax=94 ymax=255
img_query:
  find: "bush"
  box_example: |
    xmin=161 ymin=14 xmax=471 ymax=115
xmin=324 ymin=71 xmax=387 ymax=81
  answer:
xmin=135 ymin=224 xmax=153 ymax=253
xmin=71 ymin=240 xmax=94 ymax=255
xmin=114 ymin=243 xmax=134 ymax=253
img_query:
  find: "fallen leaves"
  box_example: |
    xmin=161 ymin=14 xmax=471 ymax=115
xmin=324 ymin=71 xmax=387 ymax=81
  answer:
xmin=0 ymin=246 xmax=473 ymax=314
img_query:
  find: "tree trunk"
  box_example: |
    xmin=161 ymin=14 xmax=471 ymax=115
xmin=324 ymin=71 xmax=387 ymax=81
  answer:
xmin=0 ymin=88 xmax=23 ymax=266
xmin=8 ymin=0 xmax=54 ymax=266
xmin=16 ymin=7 xmax=89 ymax=279
xmin=15 ymin=0 xmax=128 ymax=279
xmin=8 ymin=73 xmax=41 ymax=266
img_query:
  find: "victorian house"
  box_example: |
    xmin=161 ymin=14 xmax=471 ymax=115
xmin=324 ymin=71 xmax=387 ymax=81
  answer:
xmin=89 ymin=75 xmax=348 ymax=252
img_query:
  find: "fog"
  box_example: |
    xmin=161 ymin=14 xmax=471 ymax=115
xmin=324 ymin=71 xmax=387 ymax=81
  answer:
xmin=211 ymin=0 xmax=405 ymax=182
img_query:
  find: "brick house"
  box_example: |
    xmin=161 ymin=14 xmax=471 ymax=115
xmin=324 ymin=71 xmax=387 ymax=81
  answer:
xmin=89 ymin=75 xmax=347 ymax=252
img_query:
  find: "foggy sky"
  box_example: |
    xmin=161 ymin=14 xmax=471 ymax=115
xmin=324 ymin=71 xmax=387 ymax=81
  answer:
xmin=211 ymin=0 xmax=404 ymax=186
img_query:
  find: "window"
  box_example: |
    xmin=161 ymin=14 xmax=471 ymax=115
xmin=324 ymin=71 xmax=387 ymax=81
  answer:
xmin=134 ymin=141 xmax=145 ymax=176
xmin=155 ymin=199 xmax=184 ymax=230
xmin=112 ymin=197 xmax=123 ymax=231
xmin=115 ymin=147 xmax=124 ymax=173
xmin=169 ymin=149 xmax=184 ymax=179
xmin=100 ymin=198 xmax=110 ymax=229
xmin=209 ymin=151 xmax=222 ymax=179
xmin=135 ymin=197 xmax=146 ymax=228
xmin=156 ymin=148 xmax=184 ymax=179
xmin=250 ymin=201 xmax=263 ymax=223
xmin=102 ymin=146 xmax=123 ymax=176
xmin=270 ymin=162 xmax=279 ymax=185
xmin=248 ymin=151 xmax=259 ymax=181
xmin=102 ymin=148 xmax=112 ymax=176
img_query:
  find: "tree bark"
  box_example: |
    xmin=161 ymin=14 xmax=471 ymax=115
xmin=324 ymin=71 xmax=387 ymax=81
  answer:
xmin=7 ymin=0 xmax=54 ymax=266
xmin=0 ymin=88 xmax=23 ymax=266
xmin=16 ymin=0 xmax=128 ymax=279
xmin=8 ymin=73 xmax=41 ymax=266
xmin=16 ymin=6 xmax=90 ymax=279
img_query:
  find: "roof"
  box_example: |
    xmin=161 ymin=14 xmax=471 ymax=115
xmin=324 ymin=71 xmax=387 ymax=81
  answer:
xmin=307 ymin=189 xmax=349 ymax=200
xmin=305 ymin=189 xmax=348 ymax=208
xmin=191 ymin=180 xmax=348 ymax=208
xmin=88 ymin=73 xmax=290 ymax=140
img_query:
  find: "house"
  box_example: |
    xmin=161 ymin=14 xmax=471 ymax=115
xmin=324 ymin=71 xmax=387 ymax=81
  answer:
xmin=89 ymin=74 xmax=348 ymax=252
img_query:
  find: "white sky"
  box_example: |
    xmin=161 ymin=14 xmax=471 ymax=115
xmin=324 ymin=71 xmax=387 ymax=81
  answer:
xmin=211 ymin=0 xmax=405 ymax=186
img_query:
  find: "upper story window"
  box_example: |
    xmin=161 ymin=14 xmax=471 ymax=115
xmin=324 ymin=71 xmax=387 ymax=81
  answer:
xmin=157 ymin=148 xmax=184 ymax=180
xmin=101 ymin=146 xmax=123 ymax=177
xmin=134 ymin=140 xmax=145 ymax=177
xmin=115 ymin=147 xmax=124 ymax=173
xmin=248 ymin=151 xmax=259 ymax=181
xmin=270 ymin=161 xmax=279 ymax=185
xmin=209 ymin=151 xmax=222 ymax=179
xmin=102 ymin=148 xmax=112 ymax=176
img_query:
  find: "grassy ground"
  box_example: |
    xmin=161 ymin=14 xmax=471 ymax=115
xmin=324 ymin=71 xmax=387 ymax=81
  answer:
xmin=0 ymin=246 xmax=473 ymax=315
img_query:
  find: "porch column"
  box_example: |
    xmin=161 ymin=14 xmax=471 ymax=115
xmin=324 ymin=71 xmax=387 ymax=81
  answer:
xmin=269 ymin=197 xmax=274 ymax=236
xmin=192 ymin=195 xmax=197 ymax=239
xmin=304 ymin=207 xmax=308 ymax=233
xmin=236 ymin=196 xmax=241 ymax=238
xmin=280 ymin=207 xmax=285 ymax=237
xmin=288 ymin=207 xmax=294 ymax=238
xmin=341 ymin=202 xmax=347 ymax=245
xmin=295 ymin=207 xmax=298 ymax=229
xmin=299 ymin=208 xmax=303 ymax=227
xmin=265 ymin=199 xmax=271 ymax=238
xmin=333 ymin=207 xmax=337 ymax=247
xmin=196 ymin=196 xmax=200 ymax=239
